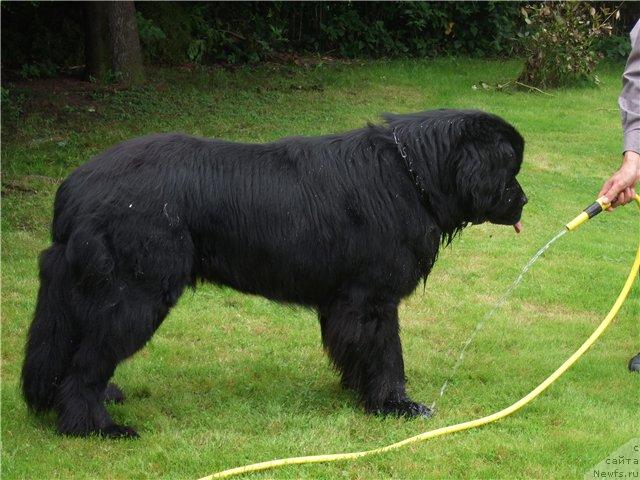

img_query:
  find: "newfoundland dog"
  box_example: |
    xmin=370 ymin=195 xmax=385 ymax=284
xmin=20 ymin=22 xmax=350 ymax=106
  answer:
xmin=22 ymin=109 xmax=527 ymax=437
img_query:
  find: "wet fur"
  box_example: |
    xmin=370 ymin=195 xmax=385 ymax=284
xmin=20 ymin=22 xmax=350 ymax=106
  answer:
xmin=22 ymin=109 xmax=526 ymax=437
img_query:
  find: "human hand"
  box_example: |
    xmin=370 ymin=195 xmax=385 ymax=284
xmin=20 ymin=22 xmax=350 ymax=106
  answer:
xmin=598 ymin=150 xmax=640 ymax=209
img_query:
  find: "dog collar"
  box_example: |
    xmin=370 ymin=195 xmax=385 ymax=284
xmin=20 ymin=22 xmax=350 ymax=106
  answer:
xmin=392 ymin=128 xmax=431 ymax=209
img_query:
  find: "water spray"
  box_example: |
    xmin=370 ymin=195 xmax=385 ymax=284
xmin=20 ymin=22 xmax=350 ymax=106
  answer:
xmin=198 ymin=195 xmax=640 ymax=480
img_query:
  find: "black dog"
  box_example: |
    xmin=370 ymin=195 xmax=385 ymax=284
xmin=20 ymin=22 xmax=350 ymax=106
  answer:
xmin=22 ymin=109 xmax=527 ymax=438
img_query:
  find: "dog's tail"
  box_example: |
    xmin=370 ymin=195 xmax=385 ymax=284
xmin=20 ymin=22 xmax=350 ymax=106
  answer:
xmin=22 ymin=243 xmax=79 ymax=411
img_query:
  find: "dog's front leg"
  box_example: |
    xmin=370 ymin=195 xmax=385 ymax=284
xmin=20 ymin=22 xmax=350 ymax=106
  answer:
xmin=319 ymin=287 xmax=432 ymax=418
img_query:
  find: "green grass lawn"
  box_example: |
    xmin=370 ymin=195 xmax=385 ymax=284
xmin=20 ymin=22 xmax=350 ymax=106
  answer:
xmin=2 ymin=58 xmax=639 ymax=479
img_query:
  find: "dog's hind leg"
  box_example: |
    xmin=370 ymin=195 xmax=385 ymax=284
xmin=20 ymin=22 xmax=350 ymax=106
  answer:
xmin=55 ymin=284 xmax=173 ymax=438
xmin=56 ymin=343 xmax=136 ymax=438
xmin=320 ymin=286 xmax=432 ymax=418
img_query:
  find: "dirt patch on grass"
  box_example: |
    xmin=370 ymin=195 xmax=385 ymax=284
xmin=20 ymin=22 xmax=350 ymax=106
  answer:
xmin=1 ymin=175 xmax=62 ymax=197
xmin=3 ymin=75 xmax=157 ymax=131
xmin=6 ymin=76 xmax=101 ymax=118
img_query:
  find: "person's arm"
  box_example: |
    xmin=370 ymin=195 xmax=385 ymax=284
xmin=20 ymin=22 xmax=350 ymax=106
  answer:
xmin=599 ymin=20 xmax=640 ymax=208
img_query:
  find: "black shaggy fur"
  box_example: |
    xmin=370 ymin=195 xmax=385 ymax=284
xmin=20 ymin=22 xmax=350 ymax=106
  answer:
xmin=22 ymin=109 xmax=527 ymax=437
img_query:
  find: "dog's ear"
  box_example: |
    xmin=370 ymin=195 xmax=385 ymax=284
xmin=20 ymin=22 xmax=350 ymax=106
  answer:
xmin=454 ymin=137 xmax=511 ymax=218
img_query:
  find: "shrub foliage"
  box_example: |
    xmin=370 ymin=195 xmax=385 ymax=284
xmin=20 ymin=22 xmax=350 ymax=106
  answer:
xmin=517 ymin=2 xmax=618 ymax=88
xmin=1 ymin=1 xmax=632 ymax=79
xmin=3 ymin=2 xmax=523 ymax=73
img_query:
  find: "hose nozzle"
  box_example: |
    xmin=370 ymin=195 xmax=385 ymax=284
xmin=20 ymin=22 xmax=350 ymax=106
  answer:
xmin=565 ymin=196 xmax=611 ymax=232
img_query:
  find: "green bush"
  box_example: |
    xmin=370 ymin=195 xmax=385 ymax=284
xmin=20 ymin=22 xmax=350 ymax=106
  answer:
xmin=595 ymin=34 xmax=631 ymax=63
xmin=1 ymin=2 xmax=85 ymax=73
xmin=4 ymin=1 xmax=634 ymax=76
xmin=18 ymin=62 xmax=58 ymax=80
xmin=2 ymin=2 xmax=525 ymax=74
xmin=517 ymin=2 xmax=618 ymax=88
xmin=136 ymin=11 xmax=167 ymax=62
xmin=1 ymin=87 xmax=26 ymax=126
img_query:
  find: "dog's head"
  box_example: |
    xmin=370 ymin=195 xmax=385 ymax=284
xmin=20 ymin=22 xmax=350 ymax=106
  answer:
xmin=453 ymin=111 xmax=527 ymax=232
xmin=383 ymin=110 xmax=527 ymax=235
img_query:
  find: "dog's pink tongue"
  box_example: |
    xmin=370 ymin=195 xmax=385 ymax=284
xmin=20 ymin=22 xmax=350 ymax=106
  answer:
xmin=513 ymin=221 xmax=522 ymax=234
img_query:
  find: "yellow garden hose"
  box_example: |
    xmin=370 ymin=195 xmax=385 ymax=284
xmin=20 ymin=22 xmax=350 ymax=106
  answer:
xmin=199 ymin=195 xmax=640 ymax=480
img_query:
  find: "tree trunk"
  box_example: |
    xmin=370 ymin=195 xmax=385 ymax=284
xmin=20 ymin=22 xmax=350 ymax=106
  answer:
xmin=85 ymin=2 xmax=110 ymax=82
xmin=106 ymin=1 xmax=144 ymax=85
xmin=84 ymin=1 xmax=144 ymax=85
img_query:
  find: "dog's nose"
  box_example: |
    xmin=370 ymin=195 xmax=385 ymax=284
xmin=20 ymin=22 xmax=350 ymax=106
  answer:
xmin=521 ymin=194 xmax=528 ymax=206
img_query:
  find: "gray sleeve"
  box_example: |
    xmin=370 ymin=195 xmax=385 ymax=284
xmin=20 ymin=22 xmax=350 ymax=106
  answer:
xmin=619 ymin=20 xmax=640 ymax=154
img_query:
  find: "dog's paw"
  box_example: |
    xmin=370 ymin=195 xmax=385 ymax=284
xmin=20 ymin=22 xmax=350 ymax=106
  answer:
xmin=378 ymin=398 xmax=433 ymax=419
xmin=103 ymin=383 xmax=126 ymax=404
xmin=100 ymin=424 xmax=139 ymax=439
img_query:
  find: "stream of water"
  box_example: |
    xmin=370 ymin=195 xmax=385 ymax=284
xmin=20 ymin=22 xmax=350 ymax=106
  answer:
xmin=429 ymin=228 xmax=568 ymax=411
